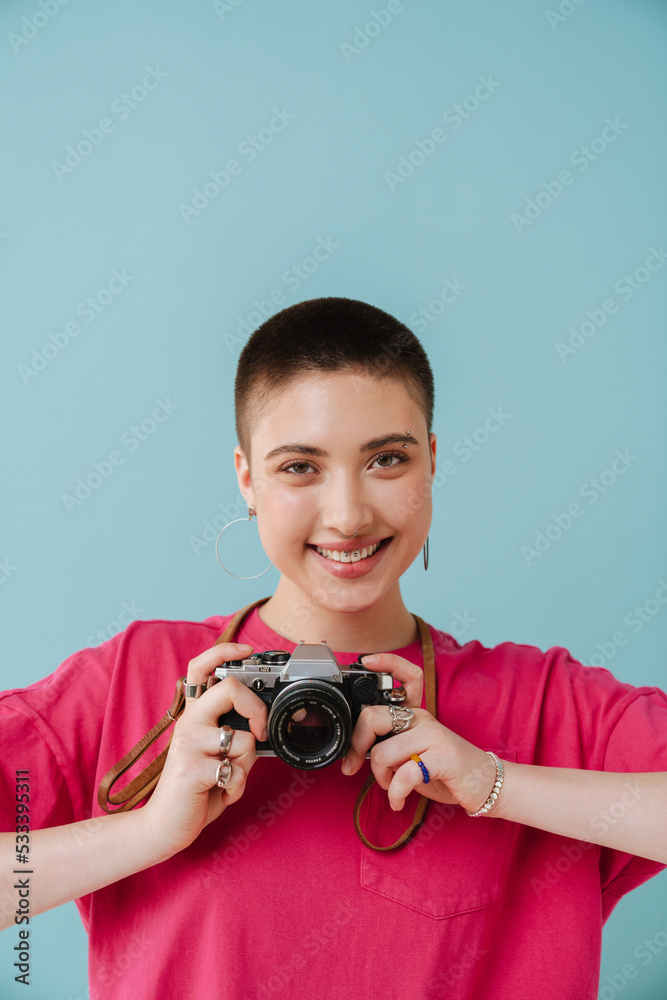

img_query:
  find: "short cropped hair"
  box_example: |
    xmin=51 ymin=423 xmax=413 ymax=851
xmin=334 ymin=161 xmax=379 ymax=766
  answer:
xmin=234 ymin=296 xmax=434 ymax=462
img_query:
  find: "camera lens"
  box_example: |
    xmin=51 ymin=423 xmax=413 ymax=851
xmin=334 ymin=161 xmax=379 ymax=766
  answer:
xmin=267 ymin=680 xmax=351 ymax=769
xmin=287 ymin=704 xmax=332 ymax=754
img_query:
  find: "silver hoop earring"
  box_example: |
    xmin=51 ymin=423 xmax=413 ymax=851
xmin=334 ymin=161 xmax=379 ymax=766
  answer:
xmin=423 ymin=535 xmax=429 ymax=571
xmin=215 ymin=505 xmax=272 ymax=580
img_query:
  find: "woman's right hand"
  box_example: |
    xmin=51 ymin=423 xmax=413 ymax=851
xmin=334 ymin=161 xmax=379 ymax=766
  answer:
xmin=141 ymin=641 xmax=268 ymax=857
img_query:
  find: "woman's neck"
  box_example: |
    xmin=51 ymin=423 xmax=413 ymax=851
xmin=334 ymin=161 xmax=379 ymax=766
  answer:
xmin=256 ymin=579 xmax=419 ymax=653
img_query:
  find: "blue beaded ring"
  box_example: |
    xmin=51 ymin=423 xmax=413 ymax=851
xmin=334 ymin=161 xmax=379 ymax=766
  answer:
xmin=410 ymin=754 xmax=430 ymax=784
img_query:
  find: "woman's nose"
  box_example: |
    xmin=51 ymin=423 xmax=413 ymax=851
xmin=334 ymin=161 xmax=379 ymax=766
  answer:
xmin=320 ymin=474 xmax=372 ymax=537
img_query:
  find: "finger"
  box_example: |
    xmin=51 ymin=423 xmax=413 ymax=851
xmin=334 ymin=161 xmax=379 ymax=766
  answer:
xmin=185 ymin=676 xmax=269 ymax=744
xmin=358 ymin=652 xmax=424 ymax=708
xmin=341 ymin=704 xmax=418 ymax=774
xmin=203 ymin=725 xmax=256 ymax=760
xmin=208 ymin=728 xmax=261 ymax=787
xmin=369 ymin=718 xmax=440 ymax=774
xmin=210 ymin=758 xmax=246 ymax=800
xmin=371 ymin=724 xmax=446 ymax=771
xmin=170 ymin=716 xmax=257 ymax=770
xmin=385 ymin=757 xmax=429 ymax=811
xmin=185 ymin=642 xmax=255 ymax=689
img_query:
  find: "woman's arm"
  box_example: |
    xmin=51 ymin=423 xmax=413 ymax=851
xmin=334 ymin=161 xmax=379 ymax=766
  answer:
xmin=0 ymin=640 xmax=268 ymax=931
xmin=492 ymin=763 xmax=667 ymax=864
xmin=0 ymin=810 xmax=172 ymax=931
xmin=343 ymin=687 xmax=667 ymax=865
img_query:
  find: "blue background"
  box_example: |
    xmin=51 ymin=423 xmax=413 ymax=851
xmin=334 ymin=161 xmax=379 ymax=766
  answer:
xmin=1 ymin=0 xmax=666 ymax=996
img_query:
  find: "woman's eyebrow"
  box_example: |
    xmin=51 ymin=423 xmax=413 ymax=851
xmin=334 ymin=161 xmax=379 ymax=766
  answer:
xmin=264 ymin=433 xmax=419 ymax=461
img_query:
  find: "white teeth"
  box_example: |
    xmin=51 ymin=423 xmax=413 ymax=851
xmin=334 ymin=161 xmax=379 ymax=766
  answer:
xmin=315 ymin=541 xmax=382 ymax=561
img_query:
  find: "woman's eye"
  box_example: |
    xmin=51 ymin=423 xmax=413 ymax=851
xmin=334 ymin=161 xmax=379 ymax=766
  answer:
xmin=279 ymin=452 xmax=408 ymax=474
xmin=281 ymin=461 xmax=315 ymax=474
xmin=372 ymin=451 xmax=408 ymax=469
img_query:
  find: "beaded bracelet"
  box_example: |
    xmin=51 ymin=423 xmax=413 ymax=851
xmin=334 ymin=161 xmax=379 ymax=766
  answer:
xmin=465 ymin=751 xmax=504 ymax=817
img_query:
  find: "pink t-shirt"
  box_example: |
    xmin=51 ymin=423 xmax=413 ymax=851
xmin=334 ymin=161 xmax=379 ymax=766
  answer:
xmin=1 ymin=605 xmax=667 ymax=1000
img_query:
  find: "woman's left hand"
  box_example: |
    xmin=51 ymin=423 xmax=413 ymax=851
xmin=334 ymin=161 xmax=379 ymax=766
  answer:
xmin=340 ymin=652 xmax=500 ymax=815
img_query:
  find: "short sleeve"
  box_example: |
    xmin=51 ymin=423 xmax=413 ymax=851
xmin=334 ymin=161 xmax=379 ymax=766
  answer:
xmin=0 ymin=706 xmax=75 ymax=832
xmin=597 ymin=686 xmax=667 ymax=917
xmin=0 ymin=616 xmax=221 ymax=833
xmin=0 ymin=640 xmax=117 ymax=829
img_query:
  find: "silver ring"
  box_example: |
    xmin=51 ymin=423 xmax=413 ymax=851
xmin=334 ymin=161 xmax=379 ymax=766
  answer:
xmin=215 ymin=758 xmax=232 ymax=787
xmin=183 ymin=681 xmax=205 ymax=699
xmin=388 ymin=704 xmax=414 ymax=734
xmin=219 ymin=726 xmax=233 ymax=755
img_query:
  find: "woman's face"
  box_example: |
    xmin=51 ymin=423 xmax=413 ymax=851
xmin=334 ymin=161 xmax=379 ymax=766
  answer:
xmin=234 ymin=371 xmax=436 ymax=616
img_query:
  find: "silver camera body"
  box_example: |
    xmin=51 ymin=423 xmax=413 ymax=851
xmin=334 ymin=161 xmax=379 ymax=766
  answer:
xmin=213 ymin=640 xmax=398 ymax=769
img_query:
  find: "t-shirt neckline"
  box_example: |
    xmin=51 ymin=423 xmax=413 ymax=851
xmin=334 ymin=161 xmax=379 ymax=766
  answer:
xmin=234 ymin=606 xmax=424 ymax=667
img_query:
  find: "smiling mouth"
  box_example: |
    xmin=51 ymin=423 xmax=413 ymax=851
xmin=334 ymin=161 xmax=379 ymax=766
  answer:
xmin=308 ymin=538 xmax=392 ymax=563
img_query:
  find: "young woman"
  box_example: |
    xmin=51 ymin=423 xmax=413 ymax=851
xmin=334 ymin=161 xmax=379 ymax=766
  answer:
xmin=2 ymin=296 xmax=666 ymax=999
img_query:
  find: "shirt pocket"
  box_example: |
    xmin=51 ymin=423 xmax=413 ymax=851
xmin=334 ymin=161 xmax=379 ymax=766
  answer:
xmin=359 ymin=749 xmax=519 ymax=919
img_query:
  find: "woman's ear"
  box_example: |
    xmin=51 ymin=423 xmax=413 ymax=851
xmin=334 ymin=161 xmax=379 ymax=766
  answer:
xmin=234 ymin=446 xmax=255 ymax=508
xmin=429 ymin=432 xmax=437 ymax=482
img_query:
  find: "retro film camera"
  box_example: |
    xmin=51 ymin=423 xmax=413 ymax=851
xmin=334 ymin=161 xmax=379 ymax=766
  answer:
xmin=213 ymin=641 xmax=407 ymax=769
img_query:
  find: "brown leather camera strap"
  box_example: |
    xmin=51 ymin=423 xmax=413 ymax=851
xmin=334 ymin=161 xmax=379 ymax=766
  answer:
xmin=97 ymin=679 xmax=186 ymax=813
xmin=97 ymin=597 xmax=436 ymax=853
xmin=97 ymin=600 xmax=265 ymax=814
xmin=352 ymin=612 xmax=435 ymax=851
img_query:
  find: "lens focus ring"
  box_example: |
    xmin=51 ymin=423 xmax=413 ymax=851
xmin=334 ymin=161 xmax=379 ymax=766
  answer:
xmin=267 ymin=680 xmax=351 ymax=770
